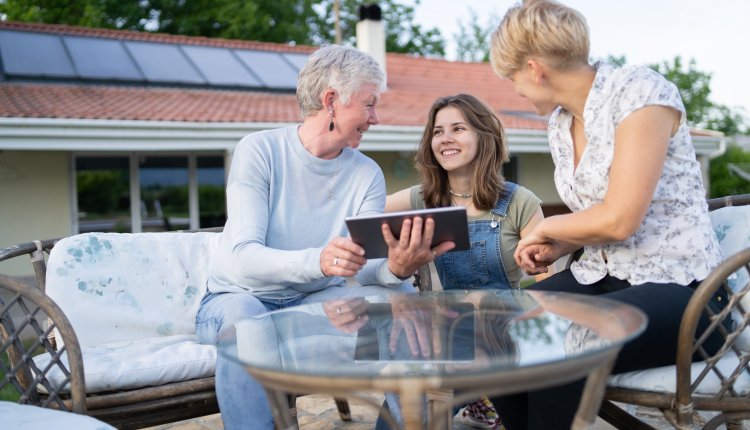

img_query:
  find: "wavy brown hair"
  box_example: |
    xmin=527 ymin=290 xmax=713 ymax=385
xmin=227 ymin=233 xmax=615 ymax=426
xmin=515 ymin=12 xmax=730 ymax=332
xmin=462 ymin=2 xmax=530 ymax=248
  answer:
xmin=415 ymin=94 xmax=510 ymax=210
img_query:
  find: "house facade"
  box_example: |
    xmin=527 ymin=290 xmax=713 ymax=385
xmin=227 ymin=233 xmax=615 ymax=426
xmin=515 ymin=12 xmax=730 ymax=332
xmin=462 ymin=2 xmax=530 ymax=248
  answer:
xmin=0 ymin=21 xmax=724 ymax=276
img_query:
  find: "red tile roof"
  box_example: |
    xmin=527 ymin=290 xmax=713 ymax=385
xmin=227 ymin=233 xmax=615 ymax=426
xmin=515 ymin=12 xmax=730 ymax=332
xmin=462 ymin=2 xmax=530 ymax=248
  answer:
xmin=0 ymin=21 xmax=545 ymax=130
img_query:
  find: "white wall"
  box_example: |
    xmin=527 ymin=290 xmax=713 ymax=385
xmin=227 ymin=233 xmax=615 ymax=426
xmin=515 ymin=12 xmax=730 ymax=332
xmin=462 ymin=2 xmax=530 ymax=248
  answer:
xmin=0 ymin=151 xmax=72 ymax=276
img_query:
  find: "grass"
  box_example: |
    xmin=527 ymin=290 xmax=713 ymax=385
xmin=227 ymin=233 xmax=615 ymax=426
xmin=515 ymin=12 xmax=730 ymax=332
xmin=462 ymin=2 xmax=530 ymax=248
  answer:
xmin=1 ymin=338 xmax=40 ymax=402
xmin=1 ymin=350 xmax=21 ymax=401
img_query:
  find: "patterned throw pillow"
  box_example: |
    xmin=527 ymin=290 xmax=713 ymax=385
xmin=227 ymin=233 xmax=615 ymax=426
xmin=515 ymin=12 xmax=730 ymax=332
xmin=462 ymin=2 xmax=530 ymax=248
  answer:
xmin=46 ymin=232 xmax=221 ymax=347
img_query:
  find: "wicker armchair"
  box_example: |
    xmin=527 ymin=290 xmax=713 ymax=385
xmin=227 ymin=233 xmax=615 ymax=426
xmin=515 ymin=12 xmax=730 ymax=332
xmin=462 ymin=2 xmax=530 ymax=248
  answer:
xmin=0 ymin=229 xmax=351 ymax=429
xmin=586 ymin=194 xmax=750 ymax=430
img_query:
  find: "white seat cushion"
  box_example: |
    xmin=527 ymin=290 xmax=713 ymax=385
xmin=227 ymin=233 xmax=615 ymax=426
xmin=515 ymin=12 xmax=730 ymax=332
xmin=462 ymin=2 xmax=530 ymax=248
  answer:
xmin=0 ymin=401 xmax=115 ymax=430
xmin=33 ymin=334 xmax=216 ymax=393
xmin=608 ymin=354 xmax=750 ymax=395
xmin=46 ymin=232 xmax=220 ymax=346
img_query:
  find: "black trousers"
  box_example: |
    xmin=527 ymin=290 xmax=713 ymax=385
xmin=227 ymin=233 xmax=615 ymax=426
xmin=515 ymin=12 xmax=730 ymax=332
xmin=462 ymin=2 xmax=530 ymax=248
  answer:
xmin=490 ymin=269 xmax=729 ymax=430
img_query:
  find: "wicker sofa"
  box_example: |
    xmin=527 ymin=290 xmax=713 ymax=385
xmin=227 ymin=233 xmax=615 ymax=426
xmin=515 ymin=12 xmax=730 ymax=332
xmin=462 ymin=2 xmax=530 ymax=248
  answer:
xmin=0 ymin=228 xmax=350 ymax=429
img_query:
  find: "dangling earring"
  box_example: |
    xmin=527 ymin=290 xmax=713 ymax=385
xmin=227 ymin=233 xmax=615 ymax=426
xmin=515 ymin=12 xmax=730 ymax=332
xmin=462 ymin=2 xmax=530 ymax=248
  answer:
xmin=328 ymin=110 xmax=334 ymax=132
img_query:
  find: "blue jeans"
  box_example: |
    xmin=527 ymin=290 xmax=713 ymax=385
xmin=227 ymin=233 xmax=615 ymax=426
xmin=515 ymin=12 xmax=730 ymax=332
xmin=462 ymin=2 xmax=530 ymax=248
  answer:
xmin=195 ymin=283 xmax=415 ymax=430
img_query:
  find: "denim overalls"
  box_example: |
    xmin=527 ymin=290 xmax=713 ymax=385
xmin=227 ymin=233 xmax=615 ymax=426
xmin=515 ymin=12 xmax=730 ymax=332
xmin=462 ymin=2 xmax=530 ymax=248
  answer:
xmin=434 ymin=182 xmax=519 ymax=290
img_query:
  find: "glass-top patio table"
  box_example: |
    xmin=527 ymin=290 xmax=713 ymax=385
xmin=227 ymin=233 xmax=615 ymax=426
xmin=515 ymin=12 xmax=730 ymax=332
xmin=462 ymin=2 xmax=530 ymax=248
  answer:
xmin=219 ymin=289 xmax=646 ymax=430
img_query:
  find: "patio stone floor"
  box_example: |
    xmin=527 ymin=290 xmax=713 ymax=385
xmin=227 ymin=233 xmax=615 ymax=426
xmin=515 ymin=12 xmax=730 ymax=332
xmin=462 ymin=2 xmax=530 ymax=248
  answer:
xmin=143 ymin=393 xmax=691 ymax=430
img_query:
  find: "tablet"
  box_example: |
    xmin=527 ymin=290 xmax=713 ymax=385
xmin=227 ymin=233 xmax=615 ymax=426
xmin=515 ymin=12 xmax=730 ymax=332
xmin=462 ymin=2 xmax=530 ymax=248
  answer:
xmin=345 ymin=207 xmax=470 ymax=259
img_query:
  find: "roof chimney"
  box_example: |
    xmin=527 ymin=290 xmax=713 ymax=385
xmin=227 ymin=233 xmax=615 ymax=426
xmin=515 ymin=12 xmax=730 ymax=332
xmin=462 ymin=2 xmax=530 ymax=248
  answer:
xmin=356 ymin=4 xmax=386 ymax=79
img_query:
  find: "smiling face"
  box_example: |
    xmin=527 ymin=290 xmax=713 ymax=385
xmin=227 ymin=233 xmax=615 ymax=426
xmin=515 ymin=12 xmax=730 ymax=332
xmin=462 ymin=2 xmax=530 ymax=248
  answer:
xmin=333 ymin=83 xmax=381 ymax=149
xmin=430 ymin=106 xmax=479 ymax=176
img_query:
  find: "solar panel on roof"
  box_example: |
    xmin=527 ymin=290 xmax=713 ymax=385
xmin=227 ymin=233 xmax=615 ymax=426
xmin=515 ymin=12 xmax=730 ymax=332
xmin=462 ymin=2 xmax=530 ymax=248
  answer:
xmin=0 ymin=29 xmax=302 ymax=92
xmin=234 ymin=50 xmax=298 ymax=89
xmin=64 ymin=36 xmax=143 ymax=81
xmin=124 ymin=41 xmax=206 ymax=84
xmin=0 ymin=30 xmax=76 ymax=78
xmin=281 ymin=53 xmax=310 ymax=72
xmin=181 ymin=45 xmax=262 ymax=87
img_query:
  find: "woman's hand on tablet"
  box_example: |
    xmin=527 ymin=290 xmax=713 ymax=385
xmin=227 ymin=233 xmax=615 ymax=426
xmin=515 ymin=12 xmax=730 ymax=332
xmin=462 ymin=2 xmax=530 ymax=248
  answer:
xmin=382 ymin=216 xmax=455 ymax=278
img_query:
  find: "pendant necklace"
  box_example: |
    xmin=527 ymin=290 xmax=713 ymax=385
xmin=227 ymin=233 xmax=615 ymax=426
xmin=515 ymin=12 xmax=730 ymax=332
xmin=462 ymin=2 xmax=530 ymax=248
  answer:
xmin=303 ymin=143 xmax=340 ymax=201
xmin=327 ymin=155 xmax=340 ymax=200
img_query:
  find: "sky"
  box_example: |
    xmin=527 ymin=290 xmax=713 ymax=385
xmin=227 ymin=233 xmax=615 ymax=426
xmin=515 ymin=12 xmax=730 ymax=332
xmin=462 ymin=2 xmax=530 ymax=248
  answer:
xmin=412 ymin=0 xmax=750 ymax=116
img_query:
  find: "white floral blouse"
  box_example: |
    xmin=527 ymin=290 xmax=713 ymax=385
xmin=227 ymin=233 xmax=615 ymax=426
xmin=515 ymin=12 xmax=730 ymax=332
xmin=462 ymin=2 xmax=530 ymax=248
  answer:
xmin=549 ymin=62 xmax=722 ymax=286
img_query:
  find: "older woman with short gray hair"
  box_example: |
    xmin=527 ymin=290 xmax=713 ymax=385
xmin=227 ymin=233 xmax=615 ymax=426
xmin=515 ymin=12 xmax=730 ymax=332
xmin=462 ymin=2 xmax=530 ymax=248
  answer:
xmin=195 ymin=45 xmax=439 ymax=430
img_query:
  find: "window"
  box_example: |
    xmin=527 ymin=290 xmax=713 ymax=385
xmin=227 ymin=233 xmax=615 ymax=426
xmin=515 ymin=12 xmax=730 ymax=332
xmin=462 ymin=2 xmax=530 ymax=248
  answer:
xmin=504 ymin=155 xmax=518 ymax=183
xmin=197 ymin=156 xmax=227 ymax=228
xmin=76 ymin=156 xmax=131 ymax=233
xmin=140 ymin=156 xmax=189 ymax=231
xmin=75 ymin=154 xmax=225 ymax=233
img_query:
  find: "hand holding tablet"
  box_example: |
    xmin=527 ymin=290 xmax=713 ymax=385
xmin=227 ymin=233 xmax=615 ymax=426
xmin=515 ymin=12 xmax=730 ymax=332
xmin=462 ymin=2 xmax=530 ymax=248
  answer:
xmin=345 ymin=207 xmax=470 ymax=259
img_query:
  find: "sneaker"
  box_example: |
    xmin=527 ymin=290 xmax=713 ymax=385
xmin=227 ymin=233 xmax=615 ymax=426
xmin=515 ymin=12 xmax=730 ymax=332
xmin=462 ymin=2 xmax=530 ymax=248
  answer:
xmin=455 ymin=395 xmax=503 ymax=429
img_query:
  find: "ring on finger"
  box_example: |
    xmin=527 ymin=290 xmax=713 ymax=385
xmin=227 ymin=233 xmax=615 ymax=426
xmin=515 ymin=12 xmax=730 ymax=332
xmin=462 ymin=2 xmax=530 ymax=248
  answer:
xmin=431 ymin=249 xmax=438 ymax=258
xmin=336 ymin=307 xmax=342 ymax=315
xmin=333 ymin=256 xmax=340 ymax=266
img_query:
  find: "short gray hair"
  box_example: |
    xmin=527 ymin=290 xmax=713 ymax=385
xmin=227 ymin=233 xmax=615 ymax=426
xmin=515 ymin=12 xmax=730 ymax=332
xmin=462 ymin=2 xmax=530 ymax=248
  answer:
xmin=297 ymin=45 xmax=386 ymax=119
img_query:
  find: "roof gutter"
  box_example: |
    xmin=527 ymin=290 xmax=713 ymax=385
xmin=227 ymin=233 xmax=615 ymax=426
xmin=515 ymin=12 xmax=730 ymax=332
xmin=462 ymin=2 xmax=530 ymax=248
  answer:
xmin=0 ymin=117 xmax=551 ymax=154
xmin=0 ymin=117 xmax=722 ymax=156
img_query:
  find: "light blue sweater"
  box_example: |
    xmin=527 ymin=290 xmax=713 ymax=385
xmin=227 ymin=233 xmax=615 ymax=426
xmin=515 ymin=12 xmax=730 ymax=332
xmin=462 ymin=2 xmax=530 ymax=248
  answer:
xmin=207 ymin=126 xmax=405 ymax=298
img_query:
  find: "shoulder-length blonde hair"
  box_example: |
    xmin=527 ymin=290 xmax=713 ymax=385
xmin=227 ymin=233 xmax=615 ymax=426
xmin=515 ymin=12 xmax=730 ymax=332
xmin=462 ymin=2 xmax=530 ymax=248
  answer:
xmin=416 ymin=94 xmax=509 ymax=210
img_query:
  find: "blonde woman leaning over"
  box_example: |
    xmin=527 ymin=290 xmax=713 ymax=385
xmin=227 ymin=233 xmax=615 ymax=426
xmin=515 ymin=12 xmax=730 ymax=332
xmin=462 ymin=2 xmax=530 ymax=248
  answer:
xmin=488 ymin=1 xmax=729 ymax=429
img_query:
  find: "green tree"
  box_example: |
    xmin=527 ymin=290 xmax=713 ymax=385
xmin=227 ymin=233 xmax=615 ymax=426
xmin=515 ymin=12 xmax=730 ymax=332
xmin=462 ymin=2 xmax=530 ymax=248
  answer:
xmin=710 ymin=145 xmax=750 ymax=197
xmin=311 ymin=0 xmax=444 ymax=56
xmin=1 ymin=0 xmax=322 ymax=44
xmin=649 ymin=56 xmax=749 ymax=135
xmin=453 ymin=8 xmax=499 ymax=63
xmin=0 ymin=0 xmax=445 ymax=56
xmin=647 ymin=56 xmax=750 ymax=197
xmin=1 ymin=0 xmax=140 ymax=30
xmin=705 ymin=105 xmax=748 ymax=137
xmin=594 ymin=54 xmax=748 ymax=136
xmin=650 ymin=57 xmax=713 ymax=128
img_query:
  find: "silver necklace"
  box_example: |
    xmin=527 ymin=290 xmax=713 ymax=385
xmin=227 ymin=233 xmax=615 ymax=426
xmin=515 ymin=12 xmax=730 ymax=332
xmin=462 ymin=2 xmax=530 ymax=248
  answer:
xmin=303 ymin=144 xmax=340 ymax=200
xmin=448 ymin=189 xmax=473 ymax=199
